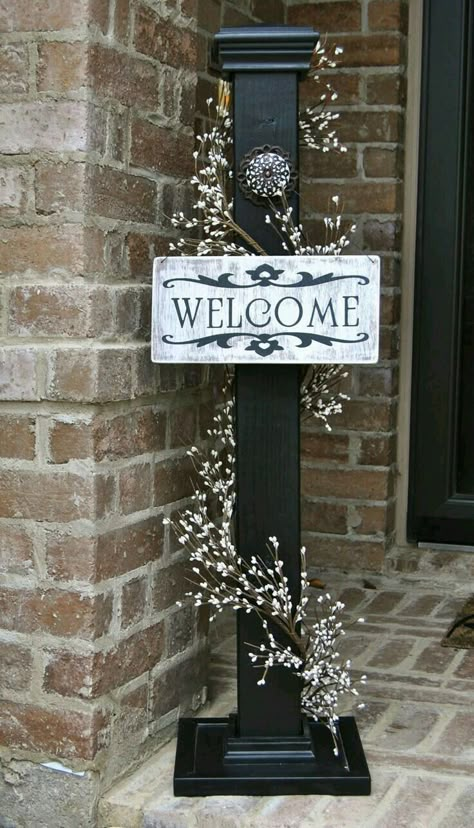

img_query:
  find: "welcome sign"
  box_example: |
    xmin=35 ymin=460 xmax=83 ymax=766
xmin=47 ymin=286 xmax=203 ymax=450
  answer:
xmin=152 ymin=256 xmax=380 ymax=364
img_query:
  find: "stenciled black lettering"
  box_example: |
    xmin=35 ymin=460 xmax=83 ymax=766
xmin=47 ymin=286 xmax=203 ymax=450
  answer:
xmin=308 ymin=297 xmax=338 ymax=328
xmin=171 ymin=297 xmax=203 ymax=329
xmin=343 ymin=295 xmax=360 ymax=327
xmin=208 ymin=297 xmax=224 ymax=329
xmin=245 ymin=298 xmax=271 ymax=327
xmin=227 ymin=297 xmax=243 ymax=328
xmin=275 ymin=296 xmax=303 ymax=328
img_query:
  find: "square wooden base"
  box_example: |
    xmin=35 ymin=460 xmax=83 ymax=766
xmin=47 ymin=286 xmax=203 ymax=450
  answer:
xmin=174 ymin=715 xmax=370 ymax=797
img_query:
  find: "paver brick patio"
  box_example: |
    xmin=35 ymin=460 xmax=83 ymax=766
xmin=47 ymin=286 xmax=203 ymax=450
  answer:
xmin=99 ymin=572 xmax=473 ymax=827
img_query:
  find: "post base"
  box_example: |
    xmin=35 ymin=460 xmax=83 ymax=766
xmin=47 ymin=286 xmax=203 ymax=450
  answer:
xmin=173 ymin=715 xmax=370 ymax=796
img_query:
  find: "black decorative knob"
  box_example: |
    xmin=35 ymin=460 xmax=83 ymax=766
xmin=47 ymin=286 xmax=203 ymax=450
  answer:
xmin=237 ymin=145 xmax=296 ymax=203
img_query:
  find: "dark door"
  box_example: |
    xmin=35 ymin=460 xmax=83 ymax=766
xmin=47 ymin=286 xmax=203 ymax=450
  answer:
xmin=408 ymin=0 xmax=474 ymax=544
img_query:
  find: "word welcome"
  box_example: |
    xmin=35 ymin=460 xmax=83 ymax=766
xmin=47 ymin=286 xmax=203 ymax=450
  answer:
xmin=172 ymin=295 xmax=360 ymax=330
xmin=152 ymin=256 xmax=380 ymax=364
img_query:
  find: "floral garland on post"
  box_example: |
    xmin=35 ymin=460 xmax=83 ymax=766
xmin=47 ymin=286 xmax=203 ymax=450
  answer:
xmin=165 ymin=43 xmax=366 ymax=755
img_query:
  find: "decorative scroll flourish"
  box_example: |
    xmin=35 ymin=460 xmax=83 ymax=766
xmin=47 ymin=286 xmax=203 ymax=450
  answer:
xmin=162 ymin=331 xmax=369 ymax=357
xmin=163 ymin=262 xmax=370 ymax=290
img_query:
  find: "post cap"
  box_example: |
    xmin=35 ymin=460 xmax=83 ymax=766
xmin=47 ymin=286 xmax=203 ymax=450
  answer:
xmin=213 ymin=26 xmax=319 ymax=75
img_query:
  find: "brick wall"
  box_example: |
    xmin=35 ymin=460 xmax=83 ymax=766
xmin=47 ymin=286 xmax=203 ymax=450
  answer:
xmin=288 ymin=0 xmax=407 ymax=573
xmin=0 ymin=0 xmax=212 ymax=815
xmin=0 ymin=0 xmax=289 ymax=823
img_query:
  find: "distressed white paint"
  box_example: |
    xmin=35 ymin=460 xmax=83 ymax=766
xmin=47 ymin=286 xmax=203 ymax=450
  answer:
xmin=152 ymin=256 xmax=380 ymax=364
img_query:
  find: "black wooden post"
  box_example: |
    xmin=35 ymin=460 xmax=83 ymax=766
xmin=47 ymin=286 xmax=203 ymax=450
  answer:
xmin=173 ymin=25 xmax=371 ymax=797
xmin=226 ymin=31 xmax=314 ymax=739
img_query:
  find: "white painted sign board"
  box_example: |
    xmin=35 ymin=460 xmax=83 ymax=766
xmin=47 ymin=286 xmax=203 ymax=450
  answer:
xmin=152 ymin=256 xmax=380 ymax=364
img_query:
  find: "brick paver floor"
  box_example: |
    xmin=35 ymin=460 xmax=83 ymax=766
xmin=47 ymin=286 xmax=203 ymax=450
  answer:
xmin=100 ymin=571 xmax=474 ymax=827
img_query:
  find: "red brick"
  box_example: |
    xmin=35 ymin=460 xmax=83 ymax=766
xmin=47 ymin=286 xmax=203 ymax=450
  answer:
xmin=126 ymin=232 xmax=169 ymax=281
xmin=0 ymin=641 xmax=32 ymax=691
xmin=368 ymin=0 xmax=408 ymax=32
xmin=44 ymin=623 xmax=165 ymax=697
xmin=454 ymin=651 xmax=474 ymax=680
xmin=130 ymin=118 xmax=194 ymax=177
xmin=46 ymin=349 xmax=95 ymax=402
xmin=196 ymin=0 xmax=221 ymax=32
xmin=222 ymin=7 xmax=254 ymax=27
xmin=89 ymin=44 xmax=159 ymax=110
xmin=94 ymin=408 xmax=166 ymax=461
xmin=96 ymin=517 xmax=164 ymax=580
xmin=95 ymin=473 xmax=116 ymax=520
xmin=98 ymin=623 xmax=163 ymax=692
xmin=45 ymin=531 xmax=97 ymax=582
xmin=358 ymin=365 xmax=399 ymax=397
xmin=151 ymin=652 xmax=207 ymax=718
xmin=300 ymin=73 xmax=360 ymax=107
xmin=379 ymin=257 xmax=400 ymax=289
xmin=301 ymin=432 xmax=350 ymax=463
xmin=0 ymin=166 xmax=29 ymax=217
xmin=302 ymin=181 xmax=400 ymax=215
xmin=364 ymin=147 xmax=401 ymax=178
xmin=155 ymin=455 xmax=195 ymax=504
xmin=134 ymin=8 xmax=197 ymax=68
xmin=0 ymin=700 xmax=108 ymax=761
xmin=119 ymin=285 xmax=151 ymax=339
xmin=327 ymin=33 xmax=404 ymax=67
xmin=301 ymin=147 xmax=358 ymax=179
xmin=0 ymin=587 xmax=108 ymax=638
xmin=0 ymin=523 xmax=34 ymax=575
xmin=37 ymin=41 xmax=87 ymax=92
xmin=413 ymin=642 xmax=457 ymax=674
xmin=301 ymin=466 xmax=391 ymax=500
xmin=43 ymin=651 xmax=94 ymax=698
xmin=0 ymin=101 xmax=97 ymax=154
xmin=0 ymin=470 xmax=93 ymax=521
xmin=379 ymin=323 xmax=399 ymax=359
xmin=368 ymin=637 xmax=413 ymax=667
xmin=121 ymin=577 xmax=148 ymax=628
xmin=303 ymin=534 xmax=385 ymax=571
xmin=114 ymin=0 xmax=130 ymax=43
xmin=166 ymin=605 xmax=194 ymax=656
xmin=366 ymin=72 xmax=406 ymax=105
xmin=35 ymin=162 xmax=86 ymax=214
xmin=95 ymin=348 xmax=134 ymax=402
xmin=333 ymin=399 xmax=396 ymax=431
xmin=0 ymin=0 xmax=88 ymax=31
xmin=0 ymin=43 xmax=29 ymax=94
xmin=0 ymin=415 xmax=35 ymax=459
xmin=45 ymin=348 xmax=135 ymax=404
xmin=336 ymin=110 xmax=402 ymax=144
xmin=351 ymin=503 xmax=389 ymax=535
xmin=88 ymin=165 xmax=156 ymax=224
xmin=365 ymin=589 xmax=403 ymax=613
xmin=153 ymin=560 xmax=186 ymax=612
xmin=48 ymin=419 xmax=93 ymax=463
xmin=8 ymin=286 xmax=113 ymax=338
xmin=359 ymin=434 xmax=395 ymax=465
xmin=289 ymin=2 xmax=361 ymax=31
xmin=253 ymin=0 xmax=285 ymax=23
xmin=0 ymin=348 xmax=37 ymax=401
xmin=118 ymin=463 xmax=152 ymax=515
xmin=302 ymin=500 xmax=347 ymax=534
xmin=0 ymin=224 xmax=104 ymax=277
xmin=169 ymin=406 xmax=197 ymax=449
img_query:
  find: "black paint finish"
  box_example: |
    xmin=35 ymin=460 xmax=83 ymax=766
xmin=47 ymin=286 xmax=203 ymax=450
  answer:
xmin=230 ymin=42 xmax=307 ymax=739
xmin=172 ymin=25 xmax=370 ymax=796
xmin=408 ymin=0 xmax=474 ymax=544
xmin=173 ymin=716 xmax=371 ymax=796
